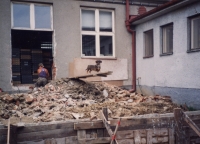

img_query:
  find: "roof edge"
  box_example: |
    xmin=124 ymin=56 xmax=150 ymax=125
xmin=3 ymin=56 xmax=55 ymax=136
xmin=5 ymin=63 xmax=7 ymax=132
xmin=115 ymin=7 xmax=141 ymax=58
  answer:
xmin=129 ymin=0 xmax=198 ymax=25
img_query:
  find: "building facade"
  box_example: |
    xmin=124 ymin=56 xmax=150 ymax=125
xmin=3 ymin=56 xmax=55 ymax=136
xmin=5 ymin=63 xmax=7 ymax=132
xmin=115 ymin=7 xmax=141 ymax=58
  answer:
xmin=0 ymin=0 xmax=155 ymax=92
xmin=133 ymin=0 xmax=200 ymax=109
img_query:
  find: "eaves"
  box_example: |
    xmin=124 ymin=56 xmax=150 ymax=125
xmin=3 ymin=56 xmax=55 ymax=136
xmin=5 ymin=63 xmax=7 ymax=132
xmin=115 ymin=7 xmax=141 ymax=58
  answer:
xmin=130 ymin=0 xmax=199 ymax=25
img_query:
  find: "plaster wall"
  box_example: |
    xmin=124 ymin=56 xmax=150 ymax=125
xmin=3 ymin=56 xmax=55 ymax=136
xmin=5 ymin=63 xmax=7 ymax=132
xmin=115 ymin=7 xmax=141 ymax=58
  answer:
xmin=1 ymin=0 xmax=151 ymax=91
xmin=135 ymin=2 xmax=200 ymax=108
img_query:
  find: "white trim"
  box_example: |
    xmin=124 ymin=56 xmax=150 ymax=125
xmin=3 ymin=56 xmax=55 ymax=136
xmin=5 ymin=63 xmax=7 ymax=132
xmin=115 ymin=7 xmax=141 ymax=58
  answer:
xmin=81 ymin=8 xmax=115 ymax=58
xmin=11 ymin=2 xmax=53 ymax=31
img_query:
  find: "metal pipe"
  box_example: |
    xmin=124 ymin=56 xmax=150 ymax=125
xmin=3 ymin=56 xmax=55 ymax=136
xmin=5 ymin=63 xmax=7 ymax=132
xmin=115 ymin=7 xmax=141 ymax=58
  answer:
xmin=125 ymin=0 xmax=136 ymax=92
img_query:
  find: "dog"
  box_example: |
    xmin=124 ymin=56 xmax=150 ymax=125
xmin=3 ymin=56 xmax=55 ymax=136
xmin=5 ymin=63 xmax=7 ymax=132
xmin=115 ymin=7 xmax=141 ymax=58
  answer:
xmin=86 ymin=60 xmax=102 ymax=73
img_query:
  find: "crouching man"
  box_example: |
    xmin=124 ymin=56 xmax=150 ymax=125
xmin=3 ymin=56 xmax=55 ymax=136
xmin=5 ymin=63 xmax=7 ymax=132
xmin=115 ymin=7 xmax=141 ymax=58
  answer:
xmin=35 ymin=63 xmax=49 ymax=87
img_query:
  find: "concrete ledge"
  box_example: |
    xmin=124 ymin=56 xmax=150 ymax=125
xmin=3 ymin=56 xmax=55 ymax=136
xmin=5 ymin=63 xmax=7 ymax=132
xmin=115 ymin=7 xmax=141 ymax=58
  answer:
xmin=137 ymin=85 xmax=200 ymax=109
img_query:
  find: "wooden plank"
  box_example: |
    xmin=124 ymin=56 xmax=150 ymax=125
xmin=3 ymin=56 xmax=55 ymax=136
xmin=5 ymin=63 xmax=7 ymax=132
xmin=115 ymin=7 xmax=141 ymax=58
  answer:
xmin=18 ymin=122 xmax=75 ymax=133
xmin=146 ymin=129 xmax=152 ymax=144
xmin=174 ymin=108 xmax=185 ymax=144
xmin=66 ymin=136 xmax=78 ymax=144
xmin=97 ymin=129 xmax=104 ymax=137
xmin=134 ymin=130 xmax=141 ymax=144
xmin=152 ymin=136 xmax=168 ymax=143
xmin=77 ymin=130 xmax=86 ymax=139
xmin=117 ymin=139 xmax=134 ymax=144
xmin=10 ymin=125 xmax=17 ymax=144
xmin=183 ymin=111 xmax=200 ymax=137
xmin=168 ymin=128 xmax=174 ymax=144
xmin=17 ymin=128 xmax=76 ymax=142
xmin=78 ymin=137 xmax=111 ymax=144
xmin=74 ymin=121 xmax=104 ymax=130
xmin=0 ymin=128 xmax=8 ymax=135
xmin=7 ymin=118 xmax=10 ymax=144
xmin=99 ymin=110 xmax=113 ymax=136
xmin=69 ymin=71 xmax=112 ymax=79
xmin=102 ymin=107 xmax=108 ymax=121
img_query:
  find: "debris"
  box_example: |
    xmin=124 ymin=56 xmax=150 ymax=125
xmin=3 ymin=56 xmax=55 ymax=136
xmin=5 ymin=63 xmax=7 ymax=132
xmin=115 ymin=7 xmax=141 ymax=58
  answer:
xmin=0 ymin=78 xmax=179 ymax=124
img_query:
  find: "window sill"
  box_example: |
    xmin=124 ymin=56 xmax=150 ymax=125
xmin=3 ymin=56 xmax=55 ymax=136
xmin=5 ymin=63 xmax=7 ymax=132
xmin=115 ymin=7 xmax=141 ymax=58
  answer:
xmin=187 ymin=48 xmax=200 ymax=53
xmin=81 ymin=56 xmax=117 ymax=60
xmin=160 ymin=52 xmax=173 ymax=56
xmin=143 ymin=55 xmax=154 ymax=59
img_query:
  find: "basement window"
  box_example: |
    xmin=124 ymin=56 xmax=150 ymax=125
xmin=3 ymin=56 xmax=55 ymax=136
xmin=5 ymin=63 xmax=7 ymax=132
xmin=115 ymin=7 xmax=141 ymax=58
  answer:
xmin=161 ymin=23 xmax=173 ymax=56
xmin=11 ymin=30 xmax=53 ymax=85
xmin=11 ymin=2 xmax=53 ymax=30
xmin=144 ymin=29 xmax=154 ymax=58
xmin=81 ymin=8 xmax=115 ymax=57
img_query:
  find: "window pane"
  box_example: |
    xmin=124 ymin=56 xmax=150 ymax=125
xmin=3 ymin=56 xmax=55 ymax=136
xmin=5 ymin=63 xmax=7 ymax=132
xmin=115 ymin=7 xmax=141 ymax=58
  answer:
xmin=82 ymin=10 xmax=95 ymax=31
xmin=99 ymin=11 xmax=112 ymax=32
xmin=35 ymin=5 xmax=51 ymax=29
xmin=192 ymin=18 xmax=200 ymax=49
xmin=162 ymin=24 xmax=173 ymax=53
xmin=13 ymin=3 xmax=30 ymax=28
xmin=82 ymin=35 xmax=96 ymax=56
xmin=100 ymin=36 xmax=113 ymax=56
xmin=144 ymin=30 xmax=153 ymax=57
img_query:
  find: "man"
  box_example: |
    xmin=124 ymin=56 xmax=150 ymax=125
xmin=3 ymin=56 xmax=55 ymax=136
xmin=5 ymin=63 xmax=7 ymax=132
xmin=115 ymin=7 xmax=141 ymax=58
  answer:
xmin=35 ymin=63 xmax=49 ymax=87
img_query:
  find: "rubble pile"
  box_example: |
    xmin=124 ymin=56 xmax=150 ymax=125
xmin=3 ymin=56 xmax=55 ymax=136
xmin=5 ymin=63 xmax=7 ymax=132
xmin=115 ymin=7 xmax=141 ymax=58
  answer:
xmin=0 ymin=78 xmax=178 ymax=123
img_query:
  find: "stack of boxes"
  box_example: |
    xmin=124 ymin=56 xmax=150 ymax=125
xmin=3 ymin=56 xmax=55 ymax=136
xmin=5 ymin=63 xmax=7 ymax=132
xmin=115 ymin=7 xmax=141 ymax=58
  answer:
xmin=43 ymin=50 xmax=52 ymax=79
xmin=32 ymin=50 xmax=43 ymax=83
xmin=11 ymin=48 xmax=52 ymax=85
xmin=20 ymin=49 xmax=32 ymax=84
xmin=12 ymin=48 xmax=21 ymax=85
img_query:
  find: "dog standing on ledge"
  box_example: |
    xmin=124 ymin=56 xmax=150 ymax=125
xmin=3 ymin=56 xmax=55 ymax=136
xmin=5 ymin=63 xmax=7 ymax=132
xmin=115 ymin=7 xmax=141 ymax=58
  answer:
xmin=86 ymin=60 xmax=102 ymax=73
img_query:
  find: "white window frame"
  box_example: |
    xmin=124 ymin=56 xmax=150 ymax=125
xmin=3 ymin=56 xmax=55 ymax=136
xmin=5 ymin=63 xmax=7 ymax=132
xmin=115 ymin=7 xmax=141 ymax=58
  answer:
xmin=11 ymin=2 xmax=53 ymax=31
xmin=80 ymin=8 xmax=115 ymax=58
xmin=191 ymin=16 xmax=200 ymax=50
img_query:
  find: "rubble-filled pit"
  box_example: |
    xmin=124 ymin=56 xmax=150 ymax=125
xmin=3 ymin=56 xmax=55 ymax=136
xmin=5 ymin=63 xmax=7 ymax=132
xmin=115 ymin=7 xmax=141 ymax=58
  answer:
xmin=0 ymin=78 xmax=179 ymax=124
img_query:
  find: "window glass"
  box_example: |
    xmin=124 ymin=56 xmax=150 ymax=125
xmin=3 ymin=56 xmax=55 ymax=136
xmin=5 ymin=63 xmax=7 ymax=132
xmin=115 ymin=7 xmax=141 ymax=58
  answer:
xmin=13 ymin=3 xmax=30 ymax=28
xmin=35 ymin=5 xmax=51 ymax=29
xmin=144 ymin=30 xmax=153 ymax=57
xmin=82 ymin=35 xmax=96 ymax=56
xmin=99 ymin=11 xmax=112 ymax=32
xmin=162 ymin=24 xmax=173 ymax=53
xmin=81 ymin=10 xmax=95 ymax=31
xmin=192 ymin=18 xmax=200 ymax=49
xmin=100 ymin=36 xmax=113 ymax=56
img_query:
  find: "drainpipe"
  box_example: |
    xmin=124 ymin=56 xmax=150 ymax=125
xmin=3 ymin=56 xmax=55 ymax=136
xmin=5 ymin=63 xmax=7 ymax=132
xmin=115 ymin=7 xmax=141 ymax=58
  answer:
xmin=125 ymin=0 xmax=136 ymax=92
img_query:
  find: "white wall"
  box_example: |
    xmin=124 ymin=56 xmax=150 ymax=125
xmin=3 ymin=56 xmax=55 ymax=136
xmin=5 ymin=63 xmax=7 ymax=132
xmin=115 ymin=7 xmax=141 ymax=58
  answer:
xmin=136 ymin=2 xmax=200 ymax=89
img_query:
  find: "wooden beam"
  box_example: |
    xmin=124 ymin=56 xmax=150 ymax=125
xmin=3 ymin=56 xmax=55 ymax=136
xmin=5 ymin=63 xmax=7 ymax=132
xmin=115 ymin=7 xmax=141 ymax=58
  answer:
xmin=69 ymin=71 xmax=112 ymax=79
xmin=99 ymin=110 xmax=113 ymax=136
xmin=174 ymin=108 xmax=185 ymax=144
xmin=183 ymin=111 xmax=200 ymax=137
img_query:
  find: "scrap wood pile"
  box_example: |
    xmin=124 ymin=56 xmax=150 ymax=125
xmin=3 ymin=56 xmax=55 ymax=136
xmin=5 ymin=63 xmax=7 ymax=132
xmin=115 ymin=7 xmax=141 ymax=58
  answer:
xmin=0 ymin=78 xmax=179 ymax=123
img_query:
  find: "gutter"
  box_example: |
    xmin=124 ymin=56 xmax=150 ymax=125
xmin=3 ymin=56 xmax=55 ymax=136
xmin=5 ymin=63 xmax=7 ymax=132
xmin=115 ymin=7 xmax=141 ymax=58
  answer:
xmin=130 ymin=0 xmax=198 ymax=25
xmin=125 ymin=0 xmax=136 ymax=92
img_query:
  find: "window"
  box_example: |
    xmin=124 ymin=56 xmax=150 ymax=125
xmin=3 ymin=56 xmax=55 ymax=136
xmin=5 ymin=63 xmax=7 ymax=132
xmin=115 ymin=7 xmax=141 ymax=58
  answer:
xmin=81 ymin=8 xmax=114 ymax=57
xmin=11 ymin=2 xmax=53 ymax=30
xmin=190 ymin=16 xmax=200 ymax=50
xmin=144 ymin=29 xmax=153 ymax=58
xmin=161 ymin=24 xmax=173 ymax=55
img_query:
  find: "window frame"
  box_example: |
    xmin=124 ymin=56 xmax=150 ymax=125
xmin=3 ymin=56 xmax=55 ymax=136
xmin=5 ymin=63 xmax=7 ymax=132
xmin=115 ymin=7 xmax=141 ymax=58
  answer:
xmin=160 ymin=23 xmax=173 ymax=56
xmin=11 ymin=2 xmax=53 ymax=31
xmin=188 ymin=15 xmax=200 ymax=53
xmin=143 ymin=29 xmax=154 ymax=59
xmin=80 ymin=8 xmax=115 ymax=58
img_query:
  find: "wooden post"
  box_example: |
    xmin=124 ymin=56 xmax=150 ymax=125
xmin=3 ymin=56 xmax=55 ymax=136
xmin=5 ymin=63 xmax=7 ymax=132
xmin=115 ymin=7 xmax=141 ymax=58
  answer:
xmin=134 ymin=130 xmax=141 ymax=144
xmin=10 ymin=125 xmax=17 ymax=144
xmin=146 ymin=129 xmax=153 ymax=144
xmin=102 ymin=107 xmax=108 ymax=121
xmin=174 ymin=108 xmax=185 ymax=144
xmin=7 ymin=118 xmax=10 ymax=144
xmin=168 ymin=128 xmax=175 ymax=144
